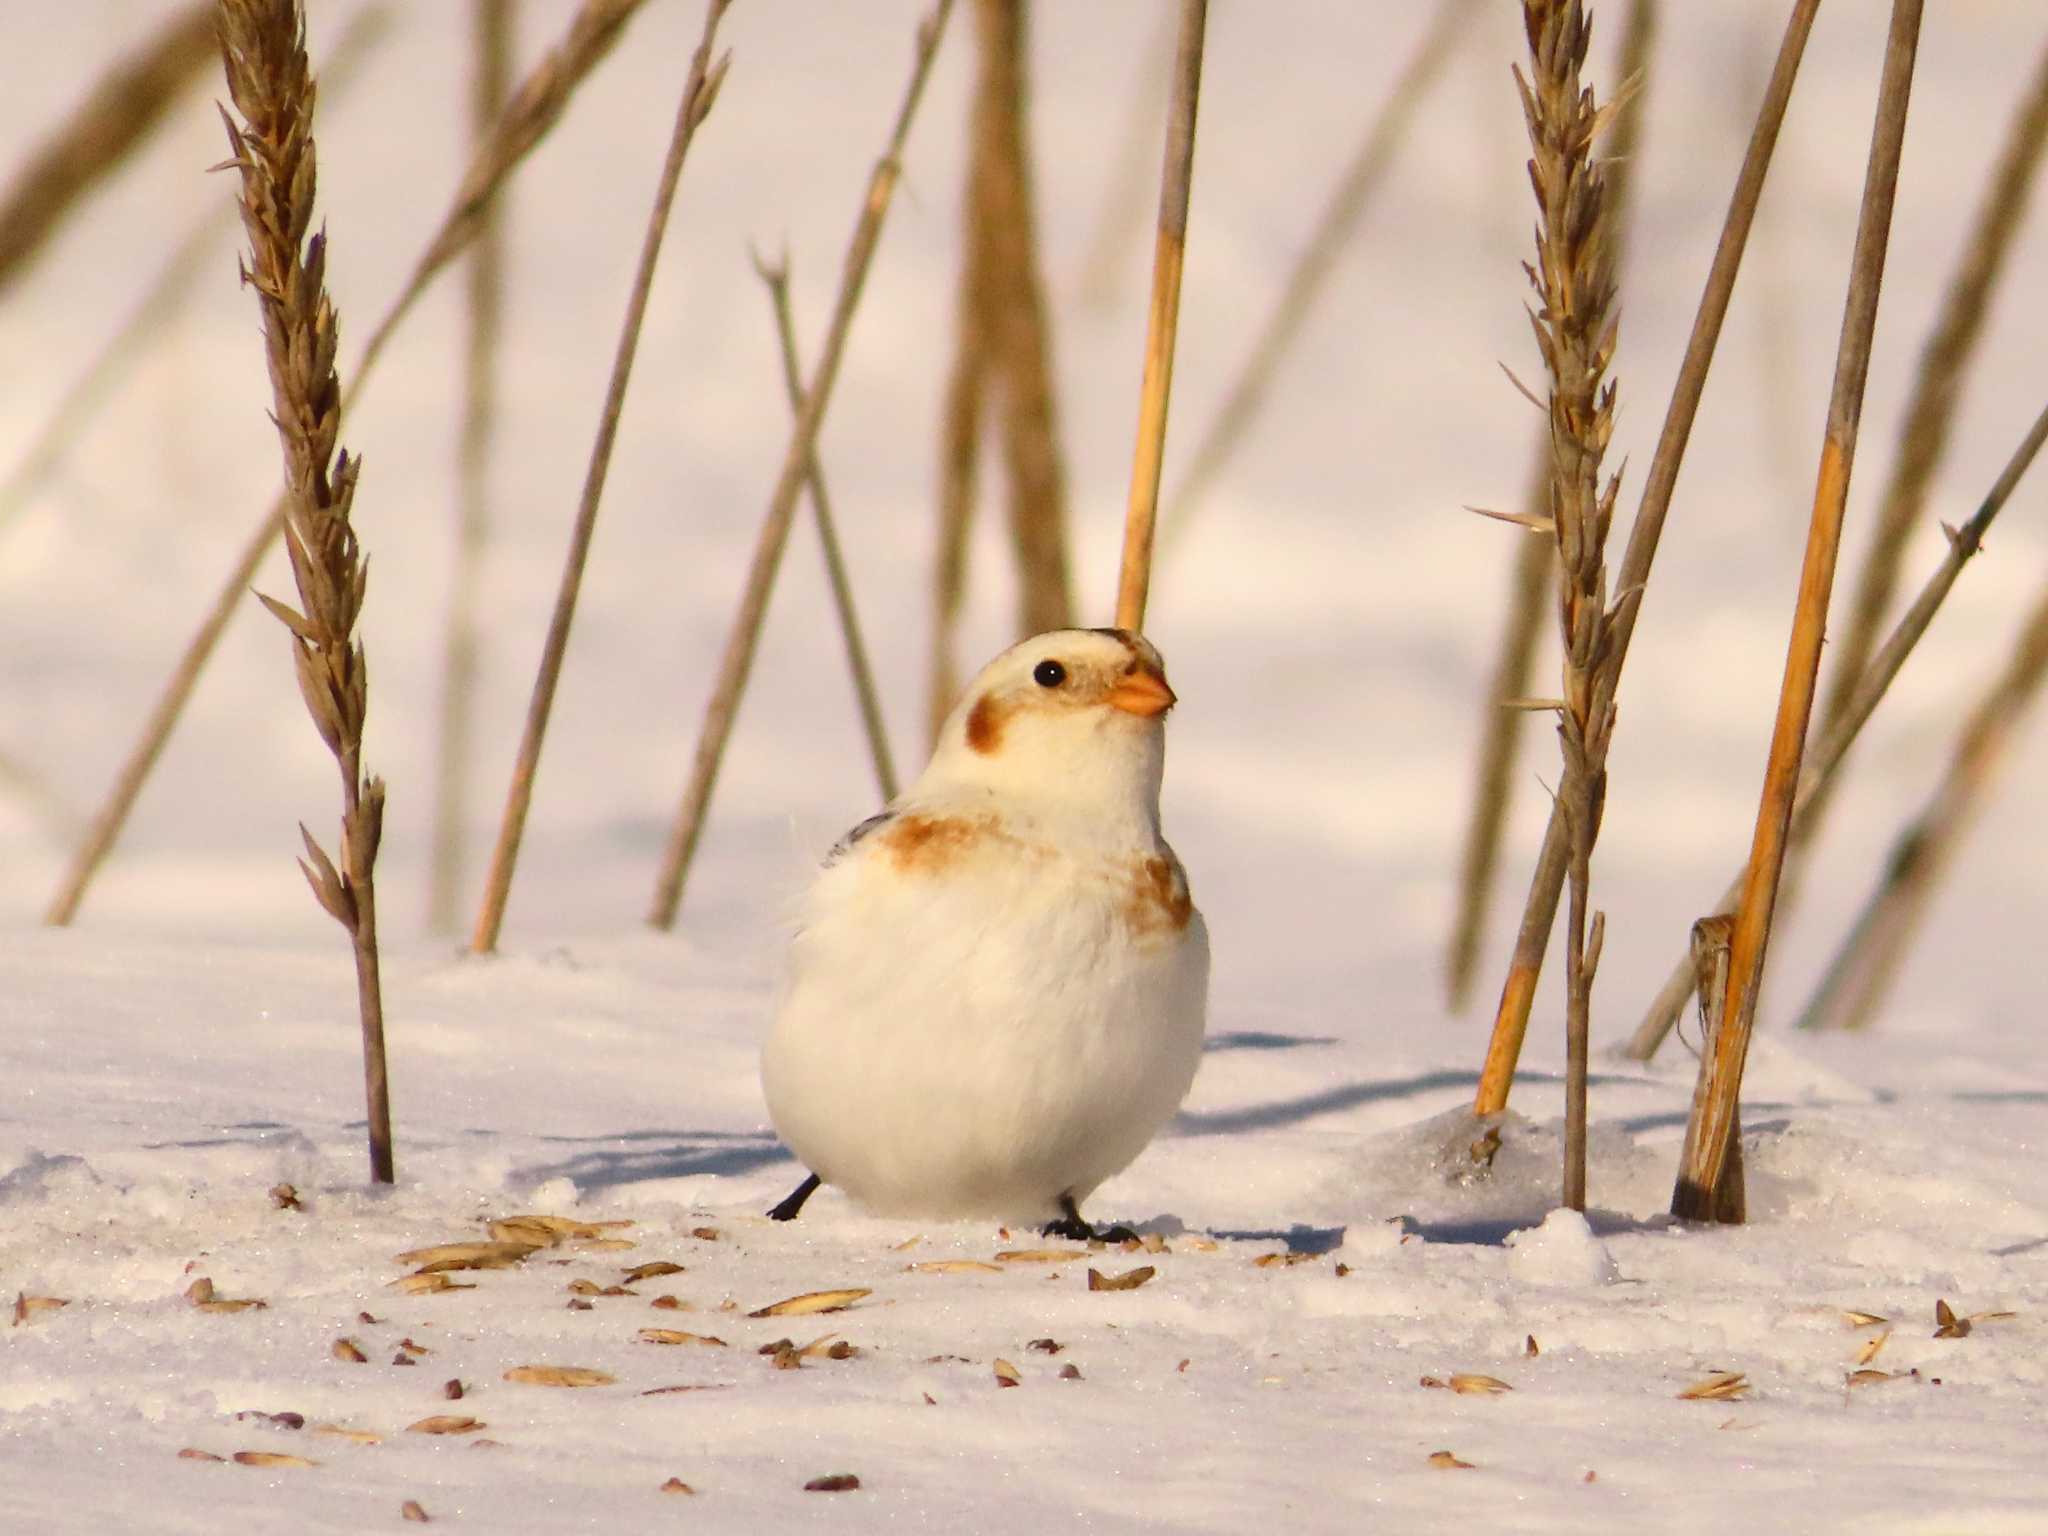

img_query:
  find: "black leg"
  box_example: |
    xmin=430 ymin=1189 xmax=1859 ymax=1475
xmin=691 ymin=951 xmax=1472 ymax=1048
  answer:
xmin=1040 ymin=1192 xmax=1140 ymax=1245
xmin=768 ymin=1172 xmax=821 ymax=1222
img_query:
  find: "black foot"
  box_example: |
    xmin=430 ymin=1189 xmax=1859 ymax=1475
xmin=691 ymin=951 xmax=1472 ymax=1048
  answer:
xmin=768 ymin=1172 xmax=821 ymax=1222
xmin=1041 ymin=1193 xmax=1139 ymax=1245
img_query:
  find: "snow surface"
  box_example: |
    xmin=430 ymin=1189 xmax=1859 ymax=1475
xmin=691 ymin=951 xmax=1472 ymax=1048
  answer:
xmin=6 ymin=3 xmax=2048 ymax=1532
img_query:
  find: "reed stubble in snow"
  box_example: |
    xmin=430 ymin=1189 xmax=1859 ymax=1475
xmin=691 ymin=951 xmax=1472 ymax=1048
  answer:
xmin=46 ymin=0 xmax=659 ymax=928
xmin=216 ymin=0 xmax=392 ymax=1182
xmin=1502 ymin=0 xmax=1628 ymax=1212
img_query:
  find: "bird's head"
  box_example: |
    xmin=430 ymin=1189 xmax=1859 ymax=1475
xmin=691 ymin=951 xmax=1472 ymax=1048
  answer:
xmin=921 ymin=628 xmax=1178 ymax=832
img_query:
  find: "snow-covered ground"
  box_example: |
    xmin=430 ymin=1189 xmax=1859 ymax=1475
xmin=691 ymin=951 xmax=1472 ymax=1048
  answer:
xmin=5 ymin=3 xmax=2048 ymax=1531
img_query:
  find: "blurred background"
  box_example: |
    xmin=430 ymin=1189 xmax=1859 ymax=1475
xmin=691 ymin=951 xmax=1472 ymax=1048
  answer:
xmin=2 ymin=1 xmax=2044 ymax=1061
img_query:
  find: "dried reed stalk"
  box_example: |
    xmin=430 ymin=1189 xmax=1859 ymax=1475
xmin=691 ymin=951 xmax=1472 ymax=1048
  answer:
xmin=1472 ymin=0 xmax=1820 ymax=1117
xmin=1671 ymin=0 xmax=1924 ymax=1223
xmin=46 ymin=0 xmax=657 ymax=927
xmin=928 ymin=254 xmax=985 ymax=744
xmin=757 ymin=251 xmax=899 ymax=802
xmin=1793 ymin=37 xmax=2048 ymax=863
xmin=471 ymin=0 xmax=734 ymax=953
xmin=1509 ymin=0 xmax=1629 ymax=1212
xmin=1159 ymin=0 xmax=1479 ymax=553
xmin=927 ymin=0 xmax=1075 ymax=745
xmin=1448 ymin=0 xmax=1654 ymax=1011
xmin=217 ymin=0 xmax=392 ymax=1182
xmin=1114 ymin=0 xmax=1208 ymax=633
xmin=0 ymin=5 xmax=392 ymax=541
xmin=1798 ymin=571 xmax=2048 ymax=1034
xmin=0 ymin=4 xmax=215 ymax=294
xmin=1626 ymin=397 xmax=2048 ymax=1058
xmin=645 ymin=0 xmax=955 ymax=932
xmin=429 ymin=0 xmax=516 ymax=935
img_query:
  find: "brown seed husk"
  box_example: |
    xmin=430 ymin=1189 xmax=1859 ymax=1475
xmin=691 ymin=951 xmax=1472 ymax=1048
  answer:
xmin=503 ymin=1365 xmax=615 ymax=1388
xmin=649 ymin=1295 xmax=685 ymax=1310
xmin=623 ymin=1262 xmax=686 ymax=1282
xmin=748 ymin=1287 xmax=871 ymax=1318
xmin=395 ymin=1241 xmax=539 ymax=1271
xmin=401 ymin=1500 xmax=430 ymax=1523
xmin=1447 ymin=1373 xmax=1514 ymax=1395
xmin=908 ymin=1260 xmax=1003 ymax=1275
xmin=992 ymin=1358 xmax=1022 ymax=1387
xmin=994 ymin=1249 xmax=1083 ymax=1264
xmin=1086 ymin=1265 xmax=1156 ymax=1292
xmin=198 ymin=1298 xmax=269 ymax=1314
xmin=269 ymin=1184 xmax=302 ymax=1210
xmin=639 ymin=1328 xmax=727 ymax=1348
xmin=1843 ymin=1309 xmax=1889 ymax=1327
xmin=332 ymin=1338 xmax=368 ymax=1363
xmin=804 ymin=1474 xmax=861 ymax=1492
xmin=14 ymin=1295 xmax=68 ymax=1322
xmin=660 ymin=1477 xmax=695 ymax=1494
xmin=313 ymin=1424 xmax=381 ymax=1444
xmin=178 ymin=1448 xmax=225 ymax=1462
xmin=232 ymin=1451 xmax=318 ymax=1468
xmin=1678 ymin=1371 xmax=1750 ymax=1401
xmin=1853 ymin=1332 xmax=1891 ymax=1367
xmin=407 ymin=1415 xmax=484 ymax=1435
xmin=1429 ymin=1451 xmax=1475 ymax=1470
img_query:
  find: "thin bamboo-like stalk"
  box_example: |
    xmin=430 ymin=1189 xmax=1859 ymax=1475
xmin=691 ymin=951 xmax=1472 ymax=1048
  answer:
xmin=429 ymin=0 xmax=515 ymax=935
xmin=1159 ymin=0 xmax=1479 ymax=554
xmin=45 ymin=0 xmax=660 ymax=928
xmin=0 ymin=6 xmax=392 ymax=542
xmin=757 ymin=252 xmax=899 ymax=803
xmin=1448 ymin=0 xmax=1655 ymax=1013
xmin=1798 ymin=573 xmax=2048 ymax=1035
xmin=1472 ymin=0 xmax=1821 ymax=1117
xmin=218 ymin=0 xmax=392 ymax=1182
xmin=926 ymin=0 xmax=1073 ymax=745
xmin=0 ymin=4 xmax=215 ymax=294
xmin=979 ymin=0 xmax=1073 ymax=642
xmin=471 ymin=0 xmax=734 ymax=953
xmin=646 ymin=0 xmax=956 ymax=932
xmin=1672 ymin=0 xmax=1924 ymax=1223
xmin=1793 ymin=37 xmax=2048 ymax=862
xmin=1627 ymin=397 xmax=2048 ymax=1059
xmin=1114 ymin=0 xmax=1207 ymax=634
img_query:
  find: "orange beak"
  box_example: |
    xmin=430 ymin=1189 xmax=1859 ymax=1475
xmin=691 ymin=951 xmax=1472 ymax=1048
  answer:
xmin=1107 ymin=663 xmax=1176 ymax=718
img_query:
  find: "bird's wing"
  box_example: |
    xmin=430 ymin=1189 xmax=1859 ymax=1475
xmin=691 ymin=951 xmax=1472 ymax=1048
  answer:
xmin=822 ymin=809 xmax=896 ymax=868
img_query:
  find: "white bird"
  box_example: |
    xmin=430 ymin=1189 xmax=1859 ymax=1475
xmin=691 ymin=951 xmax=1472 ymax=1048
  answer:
xmin=761 ymin=627 xmax=1208 ymax=1238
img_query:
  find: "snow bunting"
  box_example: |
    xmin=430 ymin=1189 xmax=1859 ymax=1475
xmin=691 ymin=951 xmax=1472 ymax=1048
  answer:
xmin=762 ymin=627 xmax=1208 ymax=1236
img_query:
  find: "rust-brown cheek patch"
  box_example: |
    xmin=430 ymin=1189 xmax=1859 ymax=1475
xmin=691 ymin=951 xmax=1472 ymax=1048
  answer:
xmin=964 ymin=692 xmax=1006 ymax=755
xmin=1123 ymin=854 xmax=1196 ymax=939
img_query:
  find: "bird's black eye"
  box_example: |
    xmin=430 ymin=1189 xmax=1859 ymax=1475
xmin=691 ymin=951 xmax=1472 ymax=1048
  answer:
xmin=1033 ymin=658 xmax=1067 ymax=688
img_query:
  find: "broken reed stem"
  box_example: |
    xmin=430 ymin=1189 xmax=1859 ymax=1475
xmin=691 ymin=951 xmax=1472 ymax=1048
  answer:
xmin=979 ymin=0 xmax=1075 ymax=642
xmin=470 ymin=0 xmax=734 ymax=953
xmin=1113 ymin=0 xmax=1207 ymax=634
xmin=1448 ymin=0 xmax=1655 ymax=1012
xmin=45 ymin=0 xmax=655 ymax=927
xmin=927 ymin=0 xmax=1074 ymax=747
xmin=0 ymin=3 xmax=215 ymax=295
xmin=1160 ymin=0 xmax=1478 ymax=553
xmin=429 ymin=0 xmax=516 ymax=936
xmin=645 ymin=0 xmax=955 ymax=932
xmin=1512 ymin=0 xmax=1628 ymax=1214
xmin=217 ymin=0 xmax=392 ymax=1183
xmin=1671 ymin=0 xmax=1924 ymax=1223
xmin=0 ymin=5 xmax=392 ymax=542
xmin=1798 ymin=573 xmax=2048 ymax=1034
xmin=1791 ymin=36 xmax=2048 ymax=869
xmin=757 ymin=252 xmax=900 ymax=803
xmin=1626 ymin=396 xmax=2048 ymax=1059
xmin=1472 ymin=0 xmax=1820 ymax=1117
